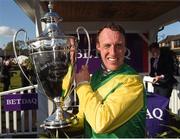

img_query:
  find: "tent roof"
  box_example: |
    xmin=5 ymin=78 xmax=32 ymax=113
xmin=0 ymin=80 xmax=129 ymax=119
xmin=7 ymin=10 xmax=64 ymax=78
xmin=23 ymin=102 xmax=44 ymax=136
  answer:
xmin=14 ymin=0 xmax=180 ymax=42
xmin=40 ymin=1 xmax=179 ymax=22
xmin=15 ymin=0 xmax=180 ymax=23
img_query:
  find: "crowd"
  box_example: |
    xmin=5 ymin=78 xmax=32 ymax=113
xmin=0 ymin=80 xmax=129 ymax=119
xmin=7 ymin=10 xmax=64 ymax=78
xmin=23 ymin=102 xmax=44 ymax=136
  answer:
xmin=0 ymin=56 xmax=36 ymax=91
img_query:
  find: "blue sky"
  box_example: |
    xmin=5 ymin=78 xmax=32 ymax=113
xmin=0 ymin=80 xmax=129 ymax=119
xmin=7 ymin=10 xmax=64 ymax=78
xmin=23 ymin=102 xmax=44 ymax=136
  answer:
xmin=0 ymin=0 xmax=35 ymax=48
xmin=158 ymin=22 xmax=180 ymax=41
xmin=0 ymin=0 xmax=180 ymax=48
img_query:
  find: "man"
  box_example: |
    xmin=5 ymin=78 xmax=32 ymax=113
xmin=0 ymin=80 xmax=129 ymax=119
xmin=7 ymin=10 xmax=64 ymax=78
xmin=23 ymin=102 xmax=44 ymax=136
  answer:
xmin=149 ymin=43 xmax=177 ymax=99
xmin=20 ymin=60 xmax=30 ymax=87
xmin=1 ymin=57 xmax=11 ymax=91
xmin=75 ymin=23 xmax=146 ymax=138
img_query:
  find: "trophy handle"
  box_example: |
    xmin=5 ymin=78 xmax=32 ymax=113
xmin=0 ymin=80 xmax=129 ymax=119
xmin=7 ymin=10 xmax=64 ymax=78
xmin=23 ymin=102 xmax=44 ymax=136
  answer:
xmin=76 ymin=26 xmax=91 ymax=66
xmin=63 ymin=26 xmax=91 ymax=106
xmin=13 ymin=29 xmax=34 ymax=87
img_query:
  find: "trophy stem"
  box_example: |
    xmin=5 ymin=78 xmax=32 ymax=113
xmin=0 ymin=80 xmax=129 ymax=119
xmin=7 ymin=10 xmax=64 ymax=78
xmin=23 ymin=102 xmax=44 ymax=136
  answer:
xmin=54 ymin=97 xmax=65 ymax=121
xmin=41 ymin=97 xmax=77 ymax=129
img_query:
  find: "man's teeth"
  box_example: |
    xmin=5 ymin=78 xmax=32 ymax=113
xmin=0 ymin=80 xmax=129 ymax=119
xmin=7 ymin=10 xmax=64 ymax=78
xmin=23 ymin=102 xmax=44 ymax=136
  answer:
xmin=108 ymin=58 xmax=117 ymax=61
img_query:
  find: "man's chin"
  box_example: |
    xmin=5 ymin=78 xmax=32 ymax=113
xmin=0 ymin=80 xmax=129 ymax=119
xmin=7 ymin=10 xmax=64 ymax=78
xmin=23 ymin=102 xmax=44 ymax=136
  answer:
xmin=106 ymin=65 xmax=119 ymax=71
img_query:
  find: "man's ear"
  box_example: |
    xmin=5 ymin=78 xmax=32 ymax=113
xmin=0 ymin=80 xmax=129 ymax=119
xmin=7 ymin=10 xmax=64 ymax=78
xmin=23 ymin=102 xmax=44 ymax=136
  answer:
xmin=96 ymin=43 xmax=100 ymax=52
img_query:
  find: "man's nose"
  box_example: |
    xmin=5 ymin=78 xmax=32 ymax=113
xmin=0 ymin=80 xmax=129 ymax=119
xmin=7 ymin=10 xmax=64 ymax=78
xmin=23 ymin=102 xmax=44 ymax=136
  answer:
xmin=109 ymin=46 xmax=116 ymax=55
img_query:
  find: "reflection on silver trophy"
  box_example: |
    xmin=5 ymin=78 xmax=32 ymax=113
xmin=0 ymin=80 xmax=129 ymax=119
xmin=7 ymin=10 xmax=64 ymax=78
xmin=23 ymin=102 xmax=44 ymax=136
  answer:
xmin=13 ymin=1 xmax=91 ymax=129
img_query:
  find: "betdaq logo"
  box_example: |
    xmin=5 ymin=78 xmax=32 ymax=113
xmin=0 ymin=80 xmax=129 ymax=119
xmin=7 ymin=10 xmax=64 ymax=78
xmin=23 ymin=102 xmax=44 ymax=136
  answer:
xmin=77 ymin=48 xmax=131 ymax=60
xmin=77 ymin=49 xmax=99 ymax=59
xmin=6 ymin=98 xmax=37 ymax=105
xmin=4 ymin=93 xmax=38 ymax=111
xmin=146 ymin=108 xmax=163 ymax=121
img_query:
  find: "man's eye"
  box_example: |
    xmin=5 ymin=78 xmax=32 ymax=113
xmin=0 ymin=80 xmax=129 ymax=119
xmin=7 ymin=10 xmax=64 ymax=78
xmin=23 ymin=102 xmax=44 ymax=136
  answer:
xmin=103 ymin=45 xmax=111 ymax=49
xmin=116 ymin=44 xmax=123 ymax=49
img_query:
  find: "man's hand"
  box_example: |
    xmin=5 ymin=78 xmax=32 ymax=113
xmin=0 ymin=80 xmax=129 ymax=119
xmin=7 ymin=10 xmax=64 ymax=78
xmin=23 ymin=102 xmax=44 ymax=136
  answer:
xmin=75 ymin=65 xmax=90 ymax=85
xmin=153 ymin=75 xmax=164 ymax=84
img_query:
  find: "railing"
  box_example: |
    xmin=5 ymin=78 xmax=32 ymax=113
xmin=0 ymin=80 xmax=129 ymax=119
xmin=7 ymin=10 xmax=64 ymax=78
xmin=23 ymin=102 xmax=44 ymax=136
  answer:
xmin=0 ymin=85 xmax=77 ymax=137
xmin=0 ymin=85 xmax=38 ymax=137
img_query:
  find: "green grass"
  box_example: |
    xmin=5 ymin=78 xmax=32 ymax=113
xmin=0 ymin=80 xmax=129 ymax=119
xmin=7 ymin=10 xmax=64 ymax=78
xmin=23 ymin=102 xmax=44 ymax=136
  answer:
xmin=0 ymin=70 xmax=21 ymax=92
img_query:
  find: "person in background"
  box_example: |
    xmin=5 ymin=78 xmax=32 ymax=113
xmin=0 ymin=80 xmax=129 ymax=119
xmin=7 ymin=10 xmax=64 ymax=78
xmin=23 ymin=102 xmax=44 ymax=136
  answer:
xmin=1 ymin=57 xmax=11 ymax=91
xmin=74 ymin=23 xmax=146 ymax=138
xmin=20 ymin=60 xmax=30 ymax=87
xmin=19 ymin=58 xmax=38 ymax=88
xmin=149 ymin=42 xmax=177 ymax=99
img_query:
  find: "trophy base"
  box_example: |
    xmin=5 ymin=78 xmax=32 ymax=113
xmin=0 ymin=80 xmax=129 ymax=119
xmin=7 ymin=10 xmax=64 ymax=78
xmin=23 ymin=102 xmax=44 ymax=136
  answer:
xmin=40 ymin=109 xmax=78 ymax=129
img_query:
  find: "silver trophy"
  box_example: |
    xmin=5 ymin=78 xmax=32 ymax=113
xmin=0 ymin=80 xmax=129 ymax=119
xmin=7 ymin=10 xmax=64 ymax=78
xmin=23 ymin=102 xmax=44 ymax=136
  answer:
xmin=13 ymin=1 xmax=91 ymax=129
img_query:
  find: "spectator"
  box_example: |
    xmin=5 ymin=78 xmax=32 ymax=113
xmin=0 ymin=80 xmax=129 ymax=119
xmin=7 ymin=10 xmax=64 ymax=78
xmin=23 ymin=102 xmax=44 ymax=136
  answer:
xmin=20 ymin=61 xmax=30 ymax=87
xmin=1 ymin=57 xmax=11 ymax=91
xmin=149 ymin=42 xmax=177 ymax=99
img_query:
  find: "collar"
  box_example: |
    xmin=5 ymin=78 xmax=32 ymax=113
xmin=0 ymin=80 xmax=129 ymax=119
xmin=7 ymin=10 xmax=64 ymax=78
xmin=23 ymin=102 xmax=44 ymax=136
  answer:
xmin=101 ymin=64 xmax=113 ymax=76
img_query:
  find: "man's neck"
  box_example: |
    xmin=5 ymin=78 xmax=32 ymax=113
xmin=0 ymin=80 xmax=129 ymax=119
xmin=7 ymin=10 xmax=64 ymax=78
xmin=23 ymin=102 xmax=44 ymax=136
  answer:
xmin=101 ymin=64 xmax=112 ymax=76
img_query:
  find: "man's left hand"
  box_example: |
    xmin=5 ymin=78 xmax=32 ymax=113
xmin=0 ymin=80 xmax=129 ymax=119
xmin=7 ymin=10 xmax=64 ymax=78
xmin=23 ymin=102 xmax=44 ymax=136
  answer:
xmin=75 ymin=65 xmax=90 ymax=85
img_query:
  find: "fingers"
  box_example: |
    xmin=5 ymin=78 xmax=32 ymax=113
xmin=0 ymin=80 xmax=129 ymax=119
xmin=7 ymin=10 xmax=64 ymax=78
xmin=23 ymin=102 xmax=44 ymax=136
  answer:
xmin=81 ymin=65 xmax=88 ymax=70
xmin=152 ymin=76 xmax=162 ymax=84
xmin=78 ymin=65 xmax=88 ymax=73
xmin=152 ymin=79 xmax=157 ymax=84
xmin=75 ymin=65 xmax=90 ymax=84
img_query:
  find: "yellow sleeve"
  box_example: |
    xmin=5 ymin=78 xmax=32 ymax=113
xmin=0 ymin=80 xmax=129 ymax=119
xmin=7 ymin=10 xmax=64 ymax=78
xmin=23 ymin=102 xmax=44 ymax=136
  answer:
xmin=76 ymin=76 xmax=144 ymax=133
xmin=62 ymin=65 xmax=73 ymax=96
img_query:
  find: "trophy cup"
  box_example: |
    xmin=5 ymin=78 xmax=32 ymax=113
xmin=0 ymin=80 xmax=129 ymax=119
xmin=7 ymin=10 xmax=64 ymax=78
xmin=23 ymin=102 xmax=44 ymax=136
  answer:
xmin=13 ymin=1 xmax=91 ymax=129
